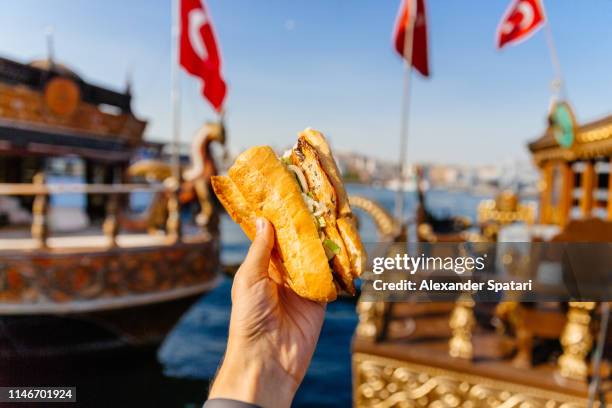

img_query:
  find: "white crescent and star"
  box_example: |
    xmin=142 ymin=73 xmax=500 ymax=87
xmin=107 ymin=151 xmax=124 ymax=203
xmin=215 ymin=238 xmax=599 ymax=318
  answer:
xmin=188 ymin=7 xmax=209 ymax=61
xmin=517 ymin=2 xmax=535 ymax=29
xmin=501 ymin=0 xmax=535 ymax=34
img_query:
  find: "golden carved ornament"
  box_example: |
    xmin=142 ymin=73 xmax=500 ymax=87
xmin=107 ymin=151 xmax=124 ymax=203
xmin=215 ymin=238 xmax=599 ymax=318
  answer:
xmin=557 ymin=301 xmax=596 ymax=381
xmin=449 ymin=296 xmax=475 ymax=360
xmin=496 ymin=191 xmax=519 ymax=212
xmin=356 ymin=301 xmax=388 ymax=341
xmin=577 ymin=124 xmax=612 ymax=144
xmin=477 ymin=191 xmax=536 ymax=240
xmin=43 ymin=76 xmax=80 ymax=117
xmin=353 ymin=353 xmax=591 ymax=407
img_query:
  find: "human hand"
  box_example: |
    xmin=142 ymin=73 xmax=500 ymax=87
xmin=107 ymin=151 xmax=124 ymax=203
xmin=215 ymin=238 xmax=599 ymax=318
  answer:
xmin=208 ymin=218 xmax=326 ymax=408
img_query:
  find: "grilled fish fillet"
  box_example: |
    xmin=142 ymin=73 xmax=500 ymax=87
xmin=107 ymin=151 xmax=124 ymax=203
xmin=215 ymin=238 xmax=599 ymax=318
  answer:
xmin=291 ymin=137 xmax=355 ymax=294
xmin=299 ymin=128 xmax=367 ymax=277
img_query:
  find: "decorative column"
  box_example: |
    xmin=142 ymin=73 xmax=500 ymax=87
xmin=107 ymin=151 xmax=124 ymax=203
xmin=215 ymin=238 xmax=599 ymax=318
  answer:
xmin=580 ymin=161 xmax=595 ymax=218
xmin=31 ymin=172 xmax=48 ymax=248
xmin=557 ymin=302 xmax=596 ymax=381
xmin=449 ymin=295 xmax=475 ymax=359
xmin=103 ymin=193 xmax=119 ymax=247
xmin=560 ymin=161 xmax=574 ymax=226
xmin=355 ymin=301 xmax=389 ymax=341
xmin=495 ymin=301 xmax=532 ymax=368
xmin=539 ymin=161 xmax=554 ymax=224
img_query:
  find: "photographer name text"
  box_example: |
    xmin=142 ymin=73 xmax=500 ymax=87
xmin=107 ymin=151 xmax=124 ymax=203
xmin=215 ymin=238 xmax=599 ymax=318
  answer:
xmin=372 ymin=279 xmax=533 ymax=293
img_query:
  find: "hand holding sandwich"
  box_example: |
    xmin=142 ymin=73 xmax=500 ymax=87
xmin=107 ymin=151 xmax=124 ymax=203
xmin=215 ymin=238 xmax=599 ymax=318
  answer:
xmin=208 ymin=218 xmax=325 ymax=408
xmin=212 ymin=128 xmax=366 ymax=302
xmin=208 ymin=128 xmax=366 ymax=407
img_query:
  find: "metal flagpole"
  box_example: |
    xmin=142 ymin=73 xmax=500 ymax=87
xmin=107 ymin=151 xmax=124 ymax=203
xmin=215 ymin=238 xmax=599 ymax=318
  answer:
xmin=394 ymin=0 xmax=417 ymax=222
xmin=542 ymin=2 xmax=566 ymax=99
xmin=171 ymin=0 xmax=181 ymax=181
xmin=168 ymin=0 xmax=182 ymax=241
xmin=587 ymin=302 xmax=610 ymax=408
xmin=45 ymin=26 xmax=55 ymax=66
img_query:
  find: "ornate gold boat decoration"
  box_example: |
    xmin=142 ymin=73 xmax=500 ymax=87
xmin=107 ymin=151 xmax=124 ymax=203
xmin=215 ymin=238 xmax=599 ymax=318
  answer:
xmin=351 ymin=104 xmax=612 ymax=407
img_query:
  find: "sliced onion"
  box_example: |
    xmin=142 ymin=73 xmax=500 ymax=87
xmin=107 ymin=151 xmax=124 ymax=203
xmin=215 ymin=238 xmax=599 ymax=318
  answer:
xmin=312 ymin=204 xmax=325 ymax=217
xmin=287 ymin=164 xmax=309 ymax=193
xmin=302 ymin=193 xmax=326 ymax=217
xmin=302 ymin=193 xmax=314 ymax=211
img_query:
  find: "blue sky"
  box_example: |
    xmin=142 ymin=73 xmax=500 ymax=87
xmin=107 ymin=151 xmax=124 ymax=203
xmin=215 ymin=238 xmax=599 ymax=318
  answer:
xmin=1 ymin=0 xmax=612 ymax=164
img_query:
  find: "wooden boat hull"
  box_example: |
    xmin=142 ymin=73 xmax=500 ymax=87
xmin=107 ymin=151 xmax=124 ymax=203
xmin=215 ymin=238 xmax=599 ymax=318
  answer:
xmin=0 ymin=294 xmax=206 ymax=358
xmin=0 ymin=235 xmax=220 ymax=356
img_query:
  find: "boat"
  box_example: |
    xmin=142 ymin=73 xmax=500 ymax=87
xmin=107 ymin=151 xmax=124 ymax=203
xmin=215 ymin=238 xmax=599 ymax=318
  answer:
xmin=414 ymin=166 xmax=472 ymax=242
xmin=351 ymin=102 xmax=612 ymax=407
xmin=0 ymin=56 xmax=223 ymax=357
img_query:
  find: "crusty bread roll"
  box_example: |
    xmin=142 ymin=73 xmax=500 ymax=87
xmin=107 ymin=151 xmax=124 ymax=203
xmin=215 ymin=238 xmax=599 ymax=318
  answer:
xmin=210 ymin=175 xmax=285 ymax=285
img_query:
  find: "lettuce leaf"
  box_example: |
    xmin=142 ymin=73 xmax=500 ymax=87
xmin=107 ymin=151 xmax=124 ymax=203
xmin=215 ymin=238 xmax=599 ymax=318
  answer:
xmin=323 ymin=239 xmax=340 ymax=255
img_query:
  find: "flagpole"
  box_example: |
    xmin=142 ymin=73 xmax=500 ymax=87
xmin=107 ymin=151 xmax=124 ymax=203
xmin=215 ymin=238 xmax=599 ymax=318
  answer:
xmin=542 ymin=2 xmax=565 ymax=99
xmin=171 ymin=0 xmax=181 ymax=181
xmin=394 ymin=0 xmax=417 ymax=222
xmin=45 ymin=26 xmax=55 ymax=66
xmin=169 ymin=0 xmax=182 ymax=241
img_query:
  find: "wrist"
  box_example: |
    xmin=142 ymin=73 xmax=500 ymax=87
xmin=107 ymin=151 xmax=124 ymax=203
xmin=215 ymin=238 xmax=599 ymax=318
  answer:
xmin=209 ymin=345 xmax=297 ymax=408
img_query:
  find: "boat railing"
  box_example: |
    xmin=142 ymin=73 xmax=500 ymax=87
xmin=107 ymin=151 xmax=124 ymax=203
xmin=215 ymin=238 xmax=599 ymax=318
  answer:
xmin=0 ymin=172 xmax=186 ymax=250
xmin=0 ymin=183 xmax=167 ymax=195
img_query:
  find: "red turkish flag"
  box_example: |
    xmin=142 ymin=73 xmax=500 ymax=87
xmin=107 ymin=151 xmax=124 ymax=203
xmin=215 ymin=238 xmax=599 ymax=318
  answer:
xmin=496 ymin=0 xmax=546 ymax=49
xmin=180 ymin=0 xmax=226 ymax=112
xmin=393 ymin=0 xmax=429 ymax=77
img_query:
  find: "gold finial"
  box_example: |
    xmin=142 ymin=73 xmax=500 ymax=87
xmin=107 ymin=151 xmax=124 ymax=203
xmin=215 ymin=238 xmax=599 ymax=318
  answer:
xmin=558 ymin=302 xmax=596 ymax=381
xmin=449 ymin=295 xmax=475 ymax=359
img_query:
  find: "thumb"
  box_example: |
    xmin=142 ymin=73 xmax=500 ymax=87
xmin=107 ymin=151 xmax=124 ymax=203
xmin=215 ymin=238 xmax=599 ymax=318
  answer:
xmin=236 ymin=218 xmax=274 ymax=285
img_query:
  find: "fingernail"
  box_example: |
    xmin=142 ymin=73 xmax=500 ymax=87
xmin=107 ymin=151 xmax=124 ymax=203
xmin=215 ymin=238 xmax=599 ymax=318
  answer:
xmin=256 ymin=218 xmax=265 ymax=234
